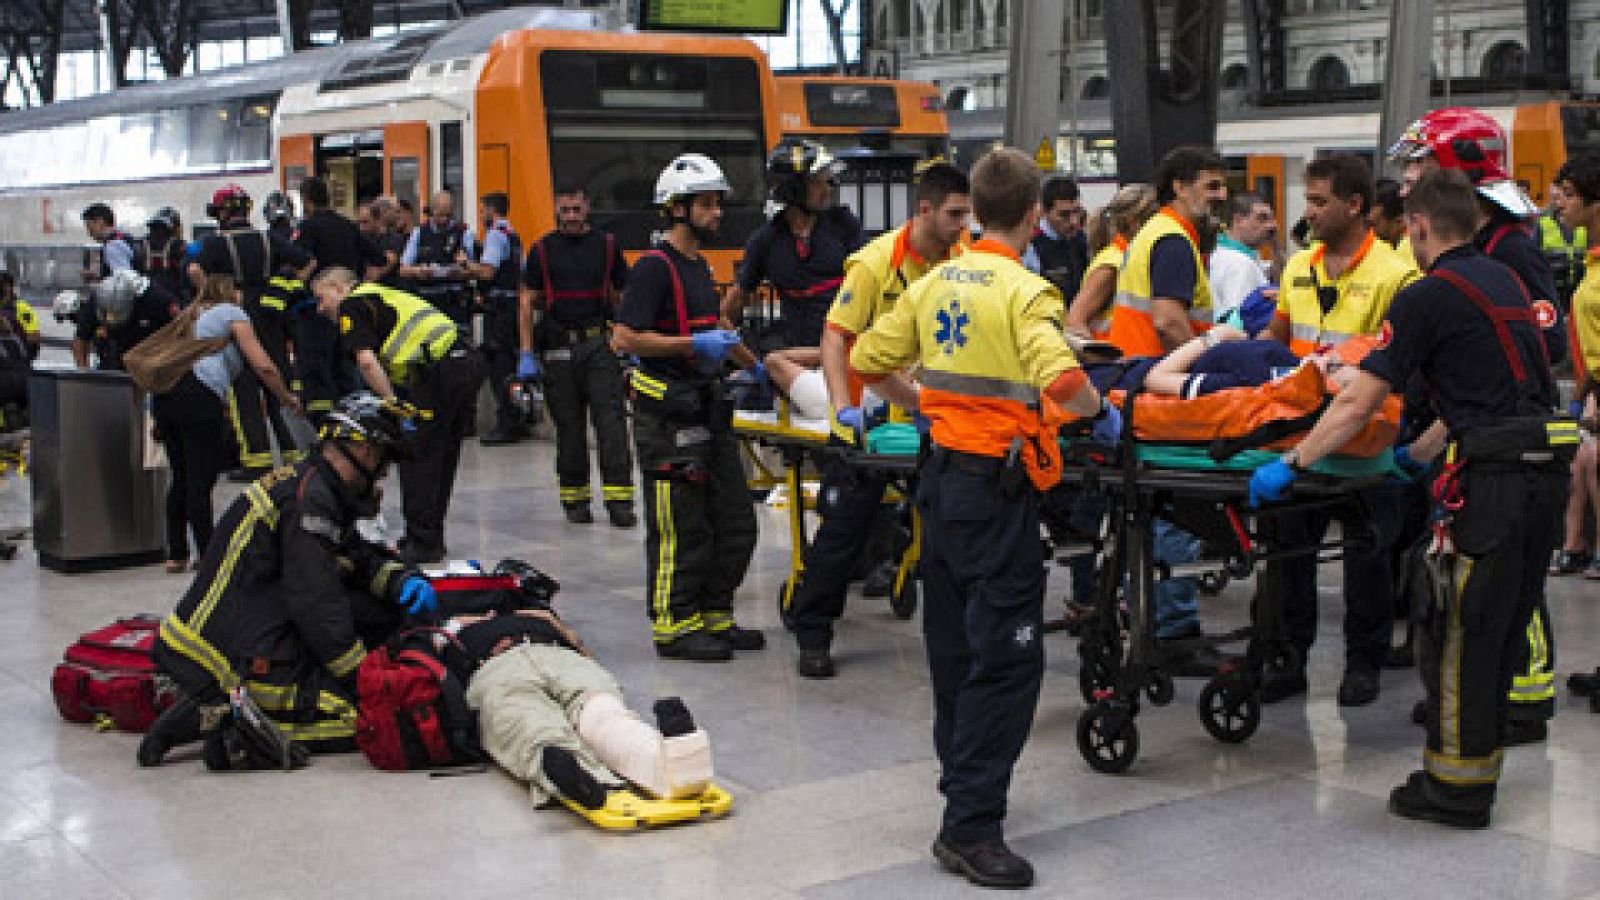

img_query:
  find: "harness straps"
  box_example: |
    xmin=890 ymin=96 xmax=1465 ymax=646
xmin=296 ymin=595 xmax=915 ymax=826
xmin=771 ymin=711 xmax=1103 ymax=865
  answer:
xmin=220 ymin=231 xmax=274 ymax=287
xmin=1432 ymin=267 xmax=1546 ymax=384
xmin=535 ymin=233 xmax=616 ymax=306
xmin=1483 ymin=222 xmax=1531 ymax=257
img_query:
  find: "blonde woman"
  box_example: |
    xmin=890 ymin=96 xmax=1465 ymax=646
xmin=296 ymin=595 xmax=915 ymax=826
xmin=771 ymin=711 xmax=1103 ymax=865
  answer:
xmin=1066 ymin=184 xmax=1159 ymax=338
xmin=152 ymin=274 xmax=303 ymax=572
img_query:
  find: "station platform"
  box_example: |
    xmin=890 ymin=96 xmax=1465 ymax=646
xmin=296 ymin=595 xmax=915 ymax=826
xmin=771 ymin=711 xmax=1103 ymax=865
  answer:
xmin=4 ymin=432 xmax=1600 ymax=898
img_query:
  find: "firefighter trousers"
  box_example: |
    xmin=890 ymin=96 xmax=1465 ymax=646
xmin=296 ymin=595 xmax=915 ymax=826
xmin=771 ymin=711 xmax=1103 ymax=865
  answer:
xmin=397 ymin=348 xmax=488 ymax=560
xmin=634 ymin=410 xmax=757 ymax=643
xmin=228 ymin=358 xmax=298 ymax=469
xmin=917 ymin=447 xmax=1045 ymax=845
xmin=483 ymin=302 xmax=521 ymax=432
xmin=790 ymin=446 xmax=891 ymax=651
xmin=294 ymin=313 xmax=353 ymax=425
xmin=1416 ymin=466 xmax=1566 ymax=811
xmin=545 ymin=333 xmax=633 ymax=507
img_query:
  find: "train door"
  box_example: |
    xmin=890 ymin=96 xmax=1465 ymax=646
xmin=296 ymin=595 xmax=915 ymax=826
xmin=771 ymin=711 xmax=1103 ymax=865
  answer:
xmin=1242 ymin=154 xmax=1287 ymax=263
xmin=317 ymin=130 xmax=385 ymax=218
xmin=383 ymin=121 xmax=431 ymax=215
xmin=279 ymin=135 xmax=314 ymax=192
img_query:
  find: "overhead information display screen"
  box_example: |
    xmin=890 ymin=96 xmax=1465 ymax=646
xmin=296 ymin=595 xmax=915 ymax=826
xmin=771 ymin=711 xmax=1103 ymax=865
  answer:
xmin=638 ymin=0 xmax=790 ymax=34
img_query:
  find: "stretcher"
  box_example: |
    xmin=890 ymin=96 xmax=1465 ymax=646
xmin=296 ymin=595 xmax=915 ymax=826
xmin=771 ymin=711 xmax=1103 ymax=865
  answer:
xmin=1059 ymin=387 xmax=1398 ymax=775
xmin=732 ymin=402 xmax=923 ymax=625
xmin=562 ymin=783 xmax=734 ymax=830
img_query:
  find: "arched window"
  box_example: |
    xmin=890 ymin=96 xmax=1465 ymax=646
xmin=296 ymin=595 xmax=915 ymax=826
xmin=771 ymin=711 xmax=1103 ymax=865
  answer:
xmin=1308 ymin=55 xmax=1351 ymax=91
xmin=1482 ymin=41 xmax=1526 ymax=79
xmin=1082 ymin=75 xmax=1110 ymax=100
xmin=1221 ymin=63 xmax=1250 ymax=90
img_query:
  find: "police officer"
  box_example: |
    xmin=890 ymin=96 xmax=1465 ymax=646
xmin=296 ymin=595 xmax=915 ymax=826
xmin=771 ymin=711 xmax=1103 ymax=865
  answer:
xmin=850 ymin=148 xmax=1117 ymax=888
xmin=191 ymin=184 xmax=312 ymax=477
xmin=311 ymin=267 xmax=487 ymax=566
xmin=724 ymin=139 xmax=863 ymax=350
xmin=517 ymin=185 xmax=634 ymax=526
xmin=139 ymin=207 xmax=190 ymax=306
xmin=790 ymin=162 xmax=971 ymax=679
xmin=1023 ymin=174 xmax=1090 ymax=301
xmin=139 ymin=392 xmax=434 ymax=768
xmin=70 ymin=269 xmax=176 ymax=371
xmin=1261 ymin=154 xmax=1419 ymax=706
xmin=1540 ymin=181 xmax=1587 ymax=307
xmin=613 ymin=154 xmax=764 ymax=663
xmin=1250 ymin=170 xmax=1571 ymax=829
xmin=399 ymin=191 xmax=476 ymax=327
xmin=1392 ymin=107 xmax=1565 ymax=739
xmin=295 ymin=177 xmax=387 ymax=423
xmin=468 ymin=192 xmax=526 ymax=446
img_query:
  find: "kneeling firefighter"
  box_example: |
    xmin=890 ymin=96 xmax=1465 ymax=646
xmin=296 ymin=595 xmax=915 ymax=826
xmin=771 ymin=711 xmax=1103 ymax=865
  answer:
xmin=140 ymin=392 xmax=441 ymax=770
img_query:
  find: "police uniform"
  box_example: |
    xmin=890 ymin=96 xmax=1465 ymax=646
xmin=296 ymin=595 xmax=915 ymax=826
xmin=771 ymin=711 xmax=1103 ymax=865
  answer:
xmin=790 ymin=224 xmax=946 ymax=658
xmin=1270 ymin=229 xmax=1420 ymax=684
xmin=1538 ymin=214 xmax=1587 ymax=305
xmin=153 ymin=459 xmax=411 ymax=749
xmin=403 ymin=221 xmax=476 ymax=326
xmin=1027 ymin=221 xmax=1089 ymax=302
xmin=73 ymin=279 xmax=176 ymax=371
xmin=296 ymin=209 xmax=385 ymax=421
xmin=619 ymin=244 xmax=757 ymax=647
xmin=1361 ymin=245 xmax=1570 ymax=816
xmin=1107 ymin=206 xmax=1215 ymax=356
xmin=336 ymin=283 xmax=487 ymax=563
xmin=197 ymin=226 xmax=310 ymax=469
xmin=736 ymin=205 xmax=862 ymax=349
xmin=524 ymin=229 xmax=633 ymax=510
xmin=1474 ymin=218 xmax=1565 ymax=726
xmin=477 ymin=218 xmax=525 ymax=438
xmin=849 ymin=238 xmax=1084 ymax=850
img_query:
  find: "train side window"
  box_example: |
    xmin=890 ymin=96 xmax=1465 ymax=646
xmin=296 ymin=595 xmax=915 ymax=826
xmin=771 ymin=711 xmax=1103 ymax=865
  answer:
xmin=231 ymin=97 xmax=274 ymax=166
xmin=153 ymin=108 xmax=189 ymax=169
xmin=440 ymin=121 xmax=465 ymax=206
xmin=188 ymin=103 xmax=232 ymax=168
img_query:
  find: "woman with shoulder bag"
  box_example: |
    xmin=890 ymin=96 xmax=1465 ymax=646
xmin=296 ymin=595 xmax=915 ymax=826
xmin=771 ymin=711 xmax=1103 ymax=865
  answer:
xmin=153 ymin=274 xmax=304 ymax=573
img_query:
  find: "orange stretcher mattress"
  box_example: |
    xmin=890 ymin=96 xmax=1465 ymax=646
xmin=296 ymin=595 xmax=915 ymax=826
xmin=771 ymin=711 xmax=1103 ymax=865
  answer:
xmin=1107 ymin=338 xmax=1401 ymax=458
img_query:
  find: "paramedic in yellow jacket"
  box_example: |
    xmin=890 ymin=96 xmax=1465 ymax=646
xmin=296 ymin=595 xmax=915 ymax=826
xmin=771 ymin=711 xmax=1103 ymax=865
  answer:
xmin=791 ymin=162 xmax=971 ymax=679
xmin=1261 ymin=154 xmax=1421 ymax=707
xmin=849 ymin=148 xmax=1117 ymax=891
xmin=1106 ymin=146 xmax=1229 ymax=356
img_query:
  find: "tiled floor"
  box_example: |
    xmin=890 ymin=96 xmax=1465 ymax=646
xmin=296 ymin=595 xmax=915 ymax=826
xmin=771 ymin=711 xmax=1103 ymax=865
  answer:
xmin=3 ymin=434 xmax=1600 ymax=899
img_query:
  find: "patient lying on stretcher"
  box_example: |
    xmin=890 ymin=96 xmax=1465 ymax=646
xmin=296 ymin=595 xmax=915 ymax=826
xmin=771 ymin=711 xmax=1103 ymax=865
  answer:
xmin=447 ymin=607 xmax=714 ymax=811
xmin=1083 ymin=325 xmax=1361 ymax=398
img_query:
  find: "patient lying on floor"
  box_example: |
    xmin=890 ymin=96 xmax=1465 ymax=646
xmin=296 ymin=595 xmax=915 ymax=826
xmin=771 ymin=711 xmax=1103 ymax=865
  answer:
xmin=446 ymin=607 xmax=714 ymax=810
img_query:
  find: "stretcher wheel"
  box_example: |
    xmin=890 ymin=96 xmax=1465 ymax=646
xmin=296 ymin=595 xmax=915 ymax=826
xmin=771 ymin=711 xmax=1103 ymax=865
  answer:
xmin=1197 ymin=677 xmax=1261 ymax=744
xmin=1144 ymin=671 xmax=1175 ymax=706
xmin=889 ymin=577 xmax=918 ymax=620
xmin=1077 ymin=702 xmax=1139 ymax=774
xmin=777 ymin=577 xmax=799 ymax=632
xmin=1198 ymin=571 xmax=1228 ymax=596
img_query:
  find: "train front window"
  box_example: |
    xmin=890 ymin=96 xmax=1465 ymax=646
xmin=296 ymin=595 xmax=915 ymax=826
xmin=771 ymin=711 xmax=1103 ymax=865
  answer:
xmin=541 ymin=50 xmax=768 ymax=251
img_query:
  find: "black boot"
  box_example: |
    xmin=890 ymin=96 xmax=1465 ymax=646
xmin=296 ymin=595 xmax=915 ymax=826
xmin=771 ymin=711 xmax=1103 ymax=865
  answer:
xmin=715 ymin=625 xmax=766 ymax=652
xmin=931 ymin=837 xmax=1035 ymax=889
xmin=797 ymin=642 xmax=837 ymax=679
xmin=653 ymin=697 xmax=696 ymax=737
xmin=1568 ymin=668 xmax=1600 ymax=697
xmin=655 ymin=631 xmax=732 ymax=662
xmin=1336 ymin=669 xmax=1380 ymax=707
xmin=605 ymin=501 xmax=637 ymax=529
xmin=562 ymin=503 xmax=593 ymax=524
xmin=542 ymin=745 xmax=609 ymax=810
xmin=137 ymin=695 xmax=205 ymax=767
xmin=1388 ymin=771 xmax=1490 ymax=829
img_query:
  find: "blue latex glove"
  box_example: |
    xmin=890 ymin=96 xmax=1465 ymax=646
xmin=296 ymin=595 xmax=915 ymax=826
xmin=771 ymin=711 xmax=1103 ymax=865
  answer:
xmin=1392 ymin=444 xmax=1427 ymax=479
xmin=912 ymin=412 xmax=932 ymax=435
xmin=1089 ymin=401 xmax=1123 ymax=445
xmin=398 ymin=576 xmax=437 ymax=616
xmin=750 ymin=361 xmax=769 ymax=385
xmin=689 ymin=329 xmax=740 ymax=362
xmin=1248 ymin=459 xmax=1298 ymax=507
xmin=517 ymin=351 xmax=541 ymax=380
xmin=832 ymin=405 xmax=865 ymax=444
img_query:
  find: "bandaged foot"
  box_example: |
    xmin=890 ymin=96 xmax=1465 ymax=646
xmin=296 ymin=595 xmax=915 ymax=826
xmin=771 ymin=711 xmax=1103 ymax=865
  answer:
xmin=576 ymin=692 xmax=713 ymax=801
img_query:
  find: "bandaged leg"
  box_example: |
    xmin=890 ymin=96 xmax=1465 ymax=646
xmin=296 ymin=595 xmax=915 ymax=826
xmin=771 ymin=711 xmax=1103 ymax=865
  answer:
xmin=576 ymin=692 xmax=713 ymax=800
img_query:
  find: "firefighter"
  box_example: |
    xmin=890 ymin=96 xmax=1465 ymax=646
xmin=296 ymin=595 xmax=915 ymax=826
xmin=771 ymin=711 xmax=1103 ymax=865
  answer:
xmin=1250 ymin=170 xmax=1572 ymax=828
xmin=139 ymin=206 xmax=191 ymax=306
xmin=790 ymin=161 xmax=971 ymax=679
xmin=612 ymin=154 xmax=764 ymax=663
xmin=310 ymin=267 xmax=488 ymax=566
xmin=1260 ymin=154 xmax=1420 ymax=706
xmin=517 ymin=185 xmax=635 ymax=526
xmin=139 ymin=392 xmax=433 ymax=768
xmin=468 ymin=192 xmax=526 ymax=446
xmin=190 ymin=184 xmax=312 ymax=477
xmin=71 ymin=269 xmax=176 ymax=371
xmin=724 ymin=139 xmax=863 ymax=350
xmin=849 ymin=148 xmax=1117 ymax=889
xmin=1391 ymin=106 xmax=1566 ymax=741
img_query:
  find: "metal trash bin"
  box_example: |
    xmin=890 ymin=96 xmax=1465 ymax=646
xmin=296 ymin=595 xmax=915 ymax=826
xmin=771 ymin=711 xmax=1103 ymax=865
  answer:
xmin=29 ymin=368 xmax=166 ymax=572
